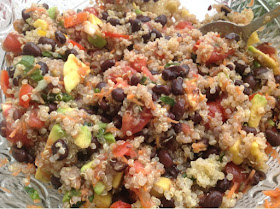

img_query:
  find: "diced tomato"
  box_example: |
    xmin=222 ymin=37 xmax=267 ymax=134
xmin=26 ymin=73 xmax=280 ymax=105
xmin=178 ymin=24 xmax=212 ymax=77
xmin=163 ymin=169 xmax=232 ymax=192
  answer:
xmin=64 ymin=12 xmax=88 ymax=28
xmin=68 ymin=39 xmax=85 ymax=51
xmin=193 ymin=40 xmax=201 ymax=52
xmin=175 ymin=21 xmax=194 ymax=30
xmin=257 ymin=42 xmax=277 ymax=56
xmin=133 ymin=160 xmax=146 ymax=174
xmin=225 ymin=162 xmax=247 ymax=183
xmin=5 ymin=121 xmax=32 ymax=146
xmin=0 ymin=70 xmax=10 ymax=96
xmin=108 ymin=66 xmax=136 ymax=83
xmin=122 ymin=108 xmax=153 ymax=135
xmin=1 ymin=104 xmax=12 ymax=118
xmin=112 ymin=142 xmax=137 ymax=158
xmin=130 ymin=58 xmax=155 ymax=81
xmin=83 ymin=7 xmax=98 ymax=16
xmin=2 ymin=33 xmax=22 ymax=54
xmin=207 ymin=101 xmax=227 ymax=122
xmin=104 ymin=31 xmax=130 ymax=39
xmin=110 ymin=201 xmax=131 ymax=208
xmin=28 ymin=109 xmax=45 ymax=129
xmin=142 ymin=66 xmax=155 ymax=81
xmin=206 ymin=49 xmax=235 ymax=64
xmin=19 ymin=84 xmax=33 ymax=108
xmin=182 ymin=123 xmax=191 ymax=134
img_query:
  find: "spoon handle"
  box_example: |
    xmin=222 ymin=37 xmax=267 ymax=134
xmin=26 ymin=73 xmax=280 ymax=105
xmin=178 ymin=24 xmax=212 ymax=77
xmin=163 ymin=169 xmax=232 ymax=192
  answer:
xmin=243 ymin=5 xmax=280 ymax=38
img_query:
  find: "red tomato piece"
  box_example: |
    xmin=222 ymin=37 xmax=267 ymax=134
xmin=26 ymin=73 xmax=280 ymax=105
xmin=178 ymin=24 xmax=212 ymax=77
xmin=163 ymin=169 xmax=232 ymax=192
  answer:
xmin=83 ymin=7 xmax=98 ymax=16
xmin=206 ymin=49 xmax=235 ymax=64
xmin=28 ymin=109 xmax=45 ymax=129
xmin=19 ymin=84 xmax=33 ymax=108
xmin=1 ymin=103 xmax=12 ymax=118
xmin=112 ymin=142 xmax=137 ymax=158
xmin=104 ymin=31 xmax=130 ymax=39
xmin=110 ymin=201 xmax=131 ymax=208
xmin=0 ymin=70 xmax=10 ymax=96
xmin=5 ymin=121 xmax=32 ymax=146
xmin=2 ymin=33 xmax=22 ymax=54
xmin=257 ymin=43 xmax=277 ymax=56
xmin=68 ymin=39 xmax=85 ymax=51
xmin=175 ymin=21 xmax=194 ymax=30
xmin=225 ymin=162 xmax=247 ymax=183
xmin=207 ymin=101 xmax=227 ymax=122
xmin=121 ymin=108 xmax=153 ymax=135
xmin=130 ymin=58 xmax=147 ymax=72
xmin=108 ymin=66 xmax=136 ymax=83
xmin=133 ymin=160 xmax=145 ymax=174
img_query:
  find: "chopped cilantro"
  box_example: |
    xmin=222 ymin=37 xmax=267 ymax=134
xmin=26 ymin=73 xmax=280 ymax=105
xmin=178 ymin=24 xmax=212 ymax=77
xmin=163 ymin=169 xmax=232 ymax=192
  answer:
xmin=94 ymin=88 xmax=101 ymax=93
xmin=63 ymin=189 xmax=81 ymax=203
xmin=17 ymin=55 xmax=35 ymax=72
xmin=88 ymin=194 xmax=94 ymax=203
xmin=42 ymin=51 xmax=53 ymax=58
xmin=135 ymin=9 xmax=143 ymax=15
xmin=30 ymin=69 xmax=43 ymax=81
xmin=219 ymin=151 xmax=225 ymax=162
xmin=253 ymin=60 xmax=261 ymax=68
xmin=84 ymin=122 xmax=93 ymax=126
xmin=160 ymin=96 xmax=175 ymax=106
xmin=98 ymin=123 xmax=107 ymax=129
xmin=24 ymin=186 xmax=40 ymax=201
xmin=140 ymin=76 xmax=147 ymax=84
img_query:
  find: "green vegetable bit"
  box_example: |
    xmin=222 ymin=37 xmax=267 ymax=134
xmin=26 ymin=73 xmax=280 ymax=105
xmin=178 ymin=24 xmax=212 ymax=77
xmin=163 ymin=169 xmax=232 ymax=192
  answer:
xmin=17 ymin=55 xmax=35 ymax=72
xmin=267 ymin=119 xmax=275 ymax=127
xmin=135 ymin=9 xmax=143 ymax=15
xmin=160 ymin=96 xmax=175 ymax=106
xmin=87 ymin=34 xmax=107 ymax=49
xmin=24 ymin=186 xmax=40 ymax=201
xmin=42 ymin=51 xmax=53 ymax=58
xmin=94 ymin=182 xmax=106 ymax=195
xmin=94 ymin=88 xmax=101 ymax=93
xmin=140 ymin=76 xmax=147 ymax=85
xmin=47 ymin=7 xmax=57 ymax=19
xmin=253 ymin=60 xmax=261 ymax=68
xmin=98 ymin=123 xmax=107 ymax=129
xmin=63 ymin=189 xmax=81 ymax=203
xmin=88 ymin=194 xmax=94 ymax=203
xmin=30 ymin=69 xmax=43 ymax=81
xmin=164 ymin=62 xmax=180 ymax=68
xmin=104 ymin=133 xmax=115 ymax=144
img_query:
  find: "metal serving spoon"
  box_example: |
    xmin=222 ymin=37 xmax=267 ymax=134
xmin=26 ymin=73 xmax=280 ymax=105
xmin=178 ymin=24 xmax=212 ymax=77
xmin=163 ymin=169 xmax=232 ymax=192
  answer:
xmin=200 ymin=5 xmax=280 ymax=42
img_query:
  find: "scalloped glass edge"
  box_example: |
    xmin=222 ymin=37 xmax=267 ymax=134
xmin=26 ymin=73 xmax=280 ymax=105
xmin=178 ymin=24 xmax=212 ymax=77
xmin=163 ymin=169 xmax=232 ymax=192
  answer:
xmin=0 ymin=0 xmax=279 ymax=208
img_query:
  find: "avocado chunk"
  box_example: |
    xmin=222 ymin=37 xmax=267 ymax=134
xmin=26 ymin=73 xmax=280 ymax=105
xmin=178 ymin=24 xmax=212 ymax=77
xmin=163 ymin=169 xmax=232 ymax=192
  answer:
xmin=87 ymin=34 xmax=107 ymax=49
xmin=46 ymin=124 xmax=66 ymax=146
xmin=248 ymin=45 xmax=280 ymax=75
xmin=94 ymin=181 xmax=106 ymax=195
xmin=229 ymin=138 xmax=243 ymax=165
xmin=81 ymin=160 xmax=94 ymax=173
xmin=74 ymin=126 xmax=92 ymax=148
xmin=248 ymin=94 xmax=267 ymax=128
xmin=112 ymin=172 xmax=123 ymax=189
xmin=93 ymin=192 xmax=112 ymax=208
xmin=63 ymin=54 xmax=90 ymax=93
xmin=150 ymin=177 xmax=172 ymax=198
xmin=104 ymin=133 xmax=115 ymax=144
xmin=247 ymin=32 xmax=260 ymax=47
xmin=57 ymin=107 xmax=73 ymax=114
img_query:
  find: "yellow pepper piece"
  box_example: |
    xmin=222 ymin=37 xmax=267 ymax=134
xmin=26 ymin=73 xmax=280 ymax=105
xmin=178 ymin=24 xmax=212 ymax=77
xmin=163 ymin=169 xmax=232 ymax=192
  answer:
xmin=251 ymin=141 xmax=265 ymax=164
xmin=229 ymin=139 xmax=244 ymax=165
xmin=181 ymin=8 xmax=190 ymax=18
xmin=112 ymin=172 xmax=123 ymax=189
xmin=33 ymin=19 xmax=48 ymax=30
xmin=37 ymin=29 xmax=47 ymax=37
xmin=165 ymin=0 xmax=178 ymax=13
xmin=151 ymin=177 xmax=172 ymax=197
xmin=88 ymin=14 xmax=103 ymax=26
xmin=247 ymin=32 xmax=260 ymax=47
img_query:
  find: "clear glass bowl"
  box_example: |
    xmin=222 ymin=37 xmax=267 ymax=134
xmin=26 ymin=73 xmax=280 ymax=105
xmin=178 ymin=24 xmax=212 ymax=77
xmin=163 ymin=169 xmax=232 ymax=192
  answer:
xmin=0 ymin=0 xmax=279 ymax=207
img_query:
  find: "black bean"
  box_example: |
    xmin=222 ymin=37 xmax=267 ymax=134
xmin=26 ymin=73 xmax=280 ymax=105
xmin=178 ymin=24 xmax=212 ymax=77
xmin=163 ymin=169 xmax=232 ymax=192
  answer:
xmin=253 ymin=67 xmax=269 ymax=77
xmin=7 ymin=66 xmax=14 ymax=78
xmin=11 ymin=146 xmax=28 ymax=162
xmin=167 ymin=165 xmax=179 ymax=178
xmin=136 ymin=15 xmax=151 ymax=23
xmin=143 ymin=0 xmax=150 ymax=2
xmin=37 ymin=61 xmax=49 ymax=75
xmin=199 ymin=137 xmax=209 ymax=145
xmin=165 ymin=36 xmax=171 ymax=40
xmin=87 ymin=136 xmax=101 ymax=157
xmin=51 ymin=175 xmax=62 ymax=189
xmin=162 ymin=65 xmax=189 ymax=80
xmin=13 ymin=77 xmax=20 ymax=86
xmin=108 ymin=18 xmax=120 ymax=26
xmin=150 ymin=70 xmax=159 ymax=75
xmin=27 ymin=153 xmax=35 ymax=163
xmin=191 ymin=53 xmax=197 ymax=63
xmin=242 ymin=126 xmax=257 ymax=135
xmin=243 ymin=74 xmax=256 ymax=90
xmin=216 ymin=178 xmax=231 ymax=193
xmin=55 ymin=31 xmax=66 ymax=44
xmin=142 ymin=32 xmax=151 ymax=43
xmin=0 ymin=120 xmax=7 ymax=137
xmin=101 ymin=12 xmax=109 ymax=20
xmin=160 ymin=197 xmax=175 ymax=208
xmin=202 ymin=146 xmax=219 ymax=158
xmin=38 ymin=37 xmax=56 ymax=51
xmin=64 ymin=49 xmax=78 ymax=59
xmin=154 ymin=0 xmax=159 ymax=2
xmin=152 ymin=92 xmax=159 ymax=101
xmin=205 ymin=86 xmax=221 ymax=101
xmin=251 ymin=170 xmax=266 ymax=186
xmin=110 ymin=158 xmax=128 ymax=172
xmin=131 ymin=19 xmax=142 ymax=33
xmin=225 ymin=33 xmax=240 ymax=41
xmin=226 ymin=64 xmax=234 ymax=71
xmin=151 ymin=28 xmax=162 ymax=39
xmin=158 ymin=149 xmax=173 ymax=168
xmin=265 ymin=129 xmax=280 ymax=147
xmin=234 ymin=61 xmax=247 ymax=75
xmin=192 ymin=112 xmax=202 ymax=125
xmin=101 ymin=59 xmax=115 ymax=72
xmin=49 ymin=103 xmax=57 ymax=112
xmin=171 ymin=77 xmax=184 ymax=95
xmin=152 ymin=85 xmax=170 ymax=95
xmin=199 ymin=191 xmax=223 ymax=208
xmin=221 ymin=5 xmax=232 ymax=16
xmin=234 ymin=80 xmax=251 ymax=95
xmin=171 ymin=99 xmax=185 ymax=120
xmin=234 ymin=80 xmax=243 ymax=86
xmin=154 ymin=14 xmax=167 ymax=26
xmin=42 ymin=3 xmax=49 ymax=9
xmin=129 ymin=75 xmax=141 ymax=86
xmin=101 ymin=115 xmax=111 ymax=123
xmin=173 ymin=123 xmax=182 ymax=133
xmin=275 ymin=75 xmax=280 ymax=84
xmin=113 ymin=115 xmax=122 ymax=129
xmin=22 ymin=9 xmax=31 ymax=21
xmin=51 ymin=139 xmax=69 ymax=161
xmin=98 ymin=99 xmax=109 ymax=111
xmin=127 ymin=44 xmax=134 ymax=51
xmin=23 ymin=42 xmax=41 ymax=57
xmin=96 ymin=82 xmax=106 ymax=90
xmin=13 ymin=108 xmax=25 ymax=120
xmin=112 ymin=88 xmax=126 ymax=102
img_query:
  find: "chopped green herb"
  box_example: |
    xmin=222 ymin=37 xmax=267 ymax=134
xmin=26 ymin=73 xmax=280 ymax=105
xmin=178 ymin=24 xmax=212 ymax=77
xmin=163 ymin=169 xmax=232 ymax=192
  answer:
xmin=219 ymin=151 xmax=225 ymax=162
xmin=267 ymin=119 xmax=275 ymax=127
xmin=97 ymin=128 xmax=105 ymax=140
xmin=71 ymin=201 xmax=86 ymax=208
xmin=253 ymin=60 xmax=261 ymax=68
xmin=30 ymin=69 xmax=43 ymax=81
xmin=61 ymin=93 xmax=73 ymax=102
xmin=47 ymin=7 xmax=57 ymax=19
xmin=17 ymin=55 xmax=35 ymax=72
xmin=87 ymin=34 xmax=107 ymax=49
xmin=182 ymin=173 xmax=187 ymax=178
xmin=94 ymin=88 xmax=101 ymax=93
xmin=164 ymin=62 xmax=180 ymax=68
xmin=98 ymin=123 xmax=107 ymax=129
xmin=88 ymin=194 xmax=94 ymax=203
xmin=0 ymin=108 xmax=2 ymax=113
xmin=160 ymin=96 xmax=175 ymax=106
xmin=140 ymin=76 xmax=147 ymax=85
xmin=24 ymin=186 xmax=40 ymax=201
xmin=63 ymin=189 xmax=81 ymax=203
xmin=84 ymin=122 xmax=93 ymax=126
xmin=135 ymin=9 xmax=143 ymax=15
xmin=188 ymin=176 xmax=196 ymax=181
xmin=42 ymin=51 xmax=53 ymax=58
xmin=104 ymin=133 xmax=115 ymax=144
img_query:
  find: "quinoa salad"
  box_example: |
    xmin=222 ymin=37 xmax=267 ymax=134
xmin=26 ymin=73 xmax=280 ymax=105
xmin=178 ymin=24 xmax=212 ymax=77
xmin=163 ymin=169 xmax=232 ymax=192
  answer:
xmin=1 ymin=0 xmax=280 ymax=208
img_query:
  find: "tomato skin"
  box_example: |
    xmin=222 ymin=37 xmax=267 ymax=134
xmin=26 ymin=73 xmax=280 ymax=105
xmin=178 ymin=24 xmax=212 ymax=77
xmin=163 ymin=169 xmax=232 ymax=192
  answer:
xmin=207 ymin=101 xmax=227 ymax=122
xmin=110 ymin=201 xmax=131 ymax=208
xmin=206 ymin=49 xmax=235 ymax=64
xmin=2 ymin=33 xmax=22 ymax=54
xmin=175 ymin=21 xmax=194 ymax=30
xmin=130 ymin=58 xmax=147 ymax=72
xmin=0 ymin=70 xmax=10 ymax=96
xmin=5 ymin=121 xmax=32 ymax=146
xmin=112 ymin=142 xmax=137 ymax=158
xmin=64 ymin=12 xmax=88 ymax=28
xmin=121 ymin=108 xmax=153 ymax=135
xmin=257 ymin=43 xmax=276 ymax=56
xmin=28 ymin=109 xmax=45 ymax=129
xmin=19 ymin=84 xmax=33 ymax=108
xmin=104 ymin=31 xmax=130 ymax=39
xmin=83 ymin=7 xmax=98 ymax=16
xmin=225 ymin=162 xmax=247 ymax=183
xmin=68 ymin=39 xmax=85 ymax=51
